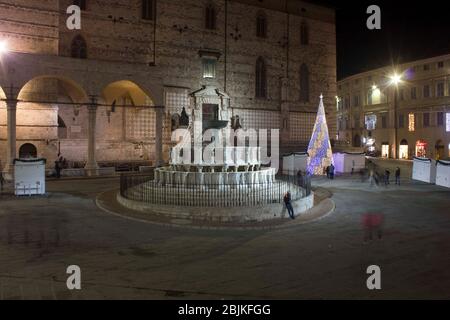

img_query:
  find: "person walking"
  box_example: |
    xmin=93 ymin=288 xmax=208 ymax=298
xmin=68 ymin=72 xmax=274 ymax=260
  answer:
xmin=384 ymin=169 xmax=390 ymax=186
xmin=55 ymin=160 xmax=62 ymax=179
xmin=284 ymin=191 xmax=295 ymax=220
xmin=395 ymin=167 xmax=401 ymax=185
xmin=325 ymin=166 xmax=330 ymax=179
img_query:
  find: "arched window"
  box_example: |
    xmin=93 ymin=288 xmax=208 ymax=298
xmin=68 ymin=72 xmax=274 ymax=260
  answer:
xmin=73 ymin=0 xmax=86 ymax=10
xmin=71 ymin=35 xmax=87 ymax=59
xmin=205 ymin=4 xmax=216 ymax=29
xmin=300 ymin=22 xmax=309 ymax=45
xmin=142 ymin=0 xmax=155 ymax=20
xmin=255 ymin=57 xmax=267 ymax=98
xmin=256 ymin=12 xmax=267 ymax=38
xmin=300 ymin=63 xmax=310 ymax=102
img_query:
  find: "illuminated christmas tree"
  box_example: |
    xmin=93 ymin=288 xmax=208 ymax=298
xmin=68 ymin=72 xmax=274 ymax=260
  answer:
xmin=307 ymin=94 xmax=334 ymax=175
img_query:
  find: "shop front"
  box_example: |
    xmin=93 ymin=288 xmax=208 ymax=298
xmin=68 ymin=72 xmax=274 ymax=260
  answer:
xmin=399 ymin=139 xmax=409 ymax=159
xmin=415 ymin=140 xmax=428 ymax=158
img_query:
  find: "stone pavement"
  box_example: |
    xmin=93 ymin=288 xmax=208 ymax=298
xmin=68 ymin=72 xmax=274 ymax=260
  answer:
xmin=0 ymin=176 xmax=450 ymax=299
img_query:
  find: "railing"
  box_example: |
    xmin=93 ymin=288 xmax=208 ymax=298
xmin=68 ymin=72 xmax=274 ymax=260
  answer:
xmin=120 ymin=172 xmax=310 ymax=208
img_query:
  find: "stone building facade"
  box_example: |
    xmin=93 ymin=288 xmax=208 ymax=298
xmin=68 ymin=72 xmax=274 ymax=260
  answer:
xmin=337 ymin=54 xmax=450 ymax=160
xmin=0 ymin=0 xmax=336 ymax=177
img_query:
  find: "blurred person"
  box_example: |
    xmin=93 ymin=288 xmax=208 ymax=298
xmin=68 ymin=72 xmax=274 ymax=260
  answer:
xmin=384 ymin=169 xmax=390 ymax=186
xmin=362 ymin=212 xmax=385 ymax=242
xmin=395 ymin=167 xmax=401 ymax=185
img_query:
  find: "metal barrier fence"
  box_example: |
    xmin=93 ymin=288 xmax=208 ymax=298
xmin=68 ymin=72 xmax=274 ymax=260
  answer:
xmin=120 ymin=171 xmax=311 ymax=208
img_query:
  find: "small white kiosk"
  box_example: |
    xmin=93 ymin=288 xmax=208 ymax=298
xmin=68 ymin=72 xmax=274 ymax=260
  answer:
xmin=282 ymin=152 xmax=308 ymax=175
xmin=412 ymin=157 xmax=436 ymax=184
xmin=436 ymin=160 xmax=450 ymax=188
xmin=332 ymin=152 xmax=366 ymax=174
xmin=14 ymin=158 xmax=46 ymax=196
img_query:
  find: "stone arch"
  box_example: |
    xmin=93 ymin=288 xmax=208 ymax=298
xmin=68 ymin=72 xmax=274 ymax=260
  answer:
xmin=17 ymin=75 xmax=88 ymax=103
xmin=101 ymin=80 xmax=155 ymax=107
xmin=14 ymin=75 xmax=89 ymax=163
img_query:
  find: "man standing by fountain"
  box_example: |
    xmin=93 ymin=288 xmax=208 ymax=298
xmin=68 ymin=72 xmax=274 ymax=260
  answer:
xmin=284 ymin=191 xmax=295 ymax=220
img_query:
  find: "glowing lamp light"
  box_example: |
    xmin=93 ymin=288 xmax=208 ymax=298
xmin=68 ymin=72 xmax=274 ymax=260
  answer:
xmin=0 ymin=40 xmax=8 ymax=54
xmin=389 ymin=73 xmax=402 ymax=86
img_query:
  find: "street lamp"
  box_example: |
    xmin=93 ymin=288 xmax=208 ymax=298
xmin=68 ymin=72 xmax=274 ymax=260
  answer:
xmin=389 ymin=73 xmax=402 ymax=86
xmin=389 ymin=73 xmax=403 ymax=159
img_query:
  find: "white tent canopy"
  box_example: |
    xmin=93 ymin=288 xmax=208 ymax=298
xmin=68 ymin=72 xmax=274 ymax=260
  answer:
xmin=332 ymin=152 xmax=366 ymax=174
xmin=282 ymin=152 xmax=308 ymax=175
xmin=14 ymin=158 xmax=46 ymax=196
xmin=412 ymin=157 xmax=436 ymax=184
xmin=436 ymin=160 xmax=450 ymax=188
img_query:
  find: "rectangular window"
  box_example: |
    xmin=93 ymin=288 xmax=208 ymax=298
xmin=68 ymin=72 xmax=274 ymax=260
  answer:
xmin=381 ymin=115 xmax=387 ymax=129
xmin=345 ymin=96 xmax=350 ymax=109
xmin=365 ymin=114 xmax=377 ymax=130
xmin=367 ymin=92 xmax=372 ymax=105
xmin=399 ymin=114 xmax=405 ymax=128
xmin=409 ymin=113 xmax=415 ymax=132
xmin=353 ymin=95 xmax=360 ymax=107
xmin=142 ymin=0 xmax=155 ymax=20
xmin=437 ymin=82 xmax=445 ymax=97
xmin=437 ymin=112 xmax=444 ymax=126
xmin=411 ymin=87 xmax=417 ymax=100
xmin=447 ymin=113 xmax=450 ymax=132
xmin=423 ymin=112 xmax=430 ymax=127
xmin=399 ymin=89 xmax=404 ymax=101
xmin=438 ymin=61 xmax=444 ymax=69
xmin=354 ymin=115 xmax=360 ymax=129
xmin=202 ymin=59 xmax=216 ymax=79
xmin=424 ymin=64 xmax=430 ymax=71
xmin=423 ymin=85 xmax=430 ymax=98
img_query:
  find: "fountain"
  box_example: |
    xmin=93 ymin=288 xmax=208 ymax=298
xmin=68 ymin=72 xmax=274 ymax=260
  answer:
xmin=118 ymin=86 xmax=314 ymax=223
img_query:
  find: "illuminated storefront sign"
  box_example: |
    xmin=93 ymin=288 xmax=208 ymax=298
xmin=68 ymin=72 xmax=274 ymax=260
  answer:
xmin=415 ymin=140 xmax=427 ymax=158
xmin=409 ymin=113 xmax=415 ymax=132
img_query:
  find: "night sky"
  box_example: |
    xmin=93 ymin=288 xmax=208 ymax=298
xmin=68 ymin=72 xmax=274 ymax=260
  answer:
xmin=312 ymin=0 xmax=450 ymax=80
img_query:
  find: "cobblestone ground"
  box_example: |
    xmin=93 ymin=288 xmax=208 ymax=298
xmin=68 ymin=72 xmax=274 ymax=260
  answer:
xmin=0 ymin=175 xmax=449 ymax=300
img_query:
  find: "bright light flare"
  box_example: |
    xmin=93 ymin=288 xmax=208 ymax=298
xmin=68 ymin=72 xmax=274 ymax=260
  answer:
xmin=389 ymin=73 xmax=402 ymax=86
xmin=0 ymin=40 xmax=8 ymax=54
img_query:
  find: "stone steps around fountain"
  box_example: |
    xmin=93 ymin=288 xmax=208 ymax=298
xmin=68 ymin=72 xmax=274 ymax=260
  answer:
xmin=117 ymin=192 xmax=314 ymax=223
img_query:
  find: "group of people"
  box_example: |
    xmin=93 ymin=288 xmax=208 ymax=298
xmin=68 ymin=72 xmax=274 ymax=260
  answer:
xmin=368 ymin=166 xmax=401 ymax=187
xmin=325 ymin=164 xmax=335 ymax=180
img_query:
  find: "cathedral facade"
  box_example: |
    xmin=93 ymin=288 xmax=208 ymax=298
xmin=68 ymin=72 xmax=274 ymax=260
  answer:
xmin=0 ymin=0 xmax=336 ymax=176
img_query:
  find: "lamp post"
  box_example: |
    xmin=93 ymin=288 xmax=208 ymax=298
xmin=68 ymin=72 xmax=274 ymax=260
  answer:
xmin=389 ymin=73 xmax=402 ymax=159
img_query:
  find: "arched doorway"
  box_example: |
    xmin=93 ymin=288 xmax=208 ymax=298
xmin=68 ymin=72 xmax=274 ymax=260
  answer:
xmin=353 ymin=134 xmax=361 ymax=147
xmin=435 ymin=140 xmax=445 ymax=160
xmin=19 ymin=143 xmax=37 ymax=158
xmin=399 ymin=139 xmax=409 ymax=159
